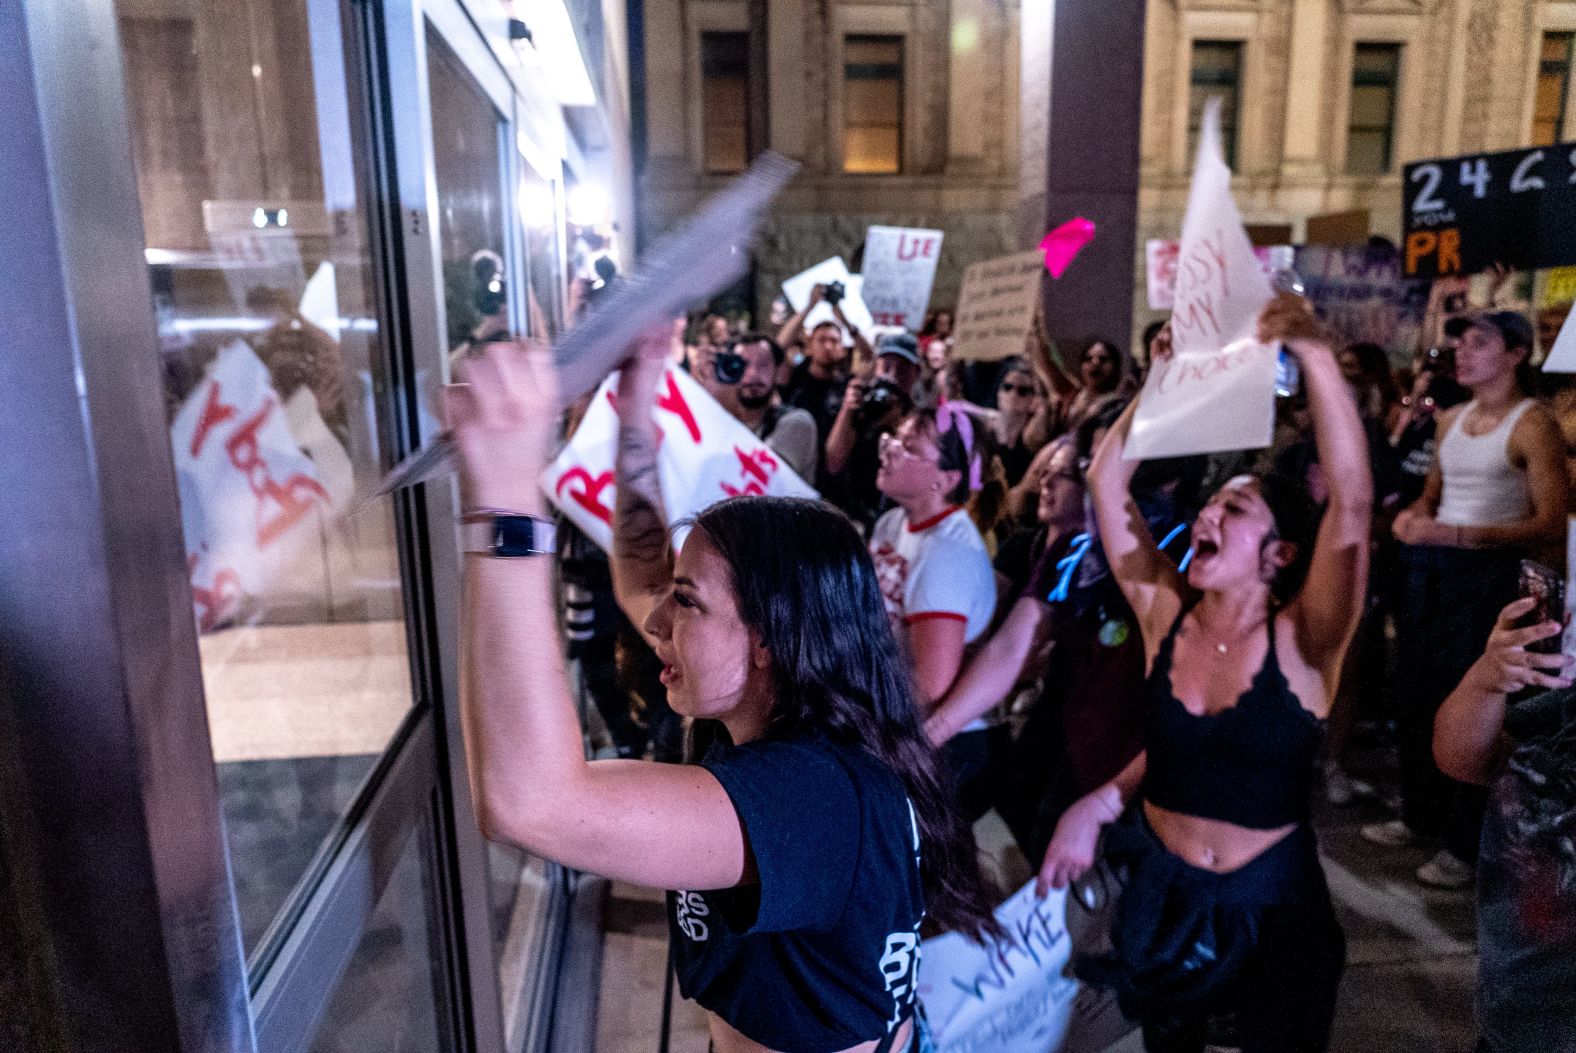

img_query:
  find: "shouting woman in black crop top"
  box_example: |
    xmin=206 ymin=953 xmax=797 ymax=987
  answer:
xmin=447 ymin=332 xmax=998 ymax=1053
xmin=1040 ymin=296 xmax=1372 ymax=1053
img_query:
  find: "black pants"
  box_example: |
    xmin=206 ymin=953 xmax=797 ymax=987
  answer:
xmin=1079 ymin=814 xmax=1345 ymax=1053
xmin=1395 ymin=545 xmax=1519 ymax=862
xmin=938 ymin=725 xmax=1011 ymax=825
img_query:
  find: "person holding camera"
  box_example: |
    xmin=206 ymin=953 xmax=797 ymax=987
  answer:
xmin=695 ymin=334 xmax=820 ymax=482
xmin=824 ymin=334 xmax=924 ymax=531
xmin=780 ymin=283 xmax=874 ymax=437
xmin=1433 ymin=598 xmax=1576 ymax=1053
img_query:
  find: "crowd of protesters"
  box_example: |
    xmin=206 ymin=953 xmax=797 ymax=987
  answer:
xmin=450 ymin=265 xmax=1576 ymax=1052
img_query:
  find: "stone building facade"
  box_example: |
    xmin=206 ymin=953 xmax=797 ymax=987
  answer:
xmin=639 ymin=0 xmax=1576 ymax=341
xmin=638 ymin=0 xmax=1023 ymax=319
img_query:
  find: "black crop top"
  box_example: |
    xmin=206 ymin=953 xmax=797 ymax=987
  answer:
xmin=1141 ymin=604 xmax=1323 ymax=829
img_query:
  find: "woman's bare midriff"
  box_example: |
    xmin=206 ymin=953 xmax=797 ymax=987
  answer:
xmin=1143 ymin=800 xmax=1296 ymax=873
xmin=708 ymin=1012 xmax=912 ymax=1053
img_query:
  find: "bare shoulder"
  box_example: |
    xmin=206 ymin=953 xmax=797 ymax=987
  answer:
xmin=1510 ymin=400 xmax=1565 ymax=457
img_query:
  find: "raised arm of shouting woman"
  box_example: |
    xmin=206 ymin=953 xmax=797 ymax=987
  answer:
xmin=1037 ymin=294 xmax=1372 ymax=1053
xmin=450 ymin=336 xmax=998 ymax=1053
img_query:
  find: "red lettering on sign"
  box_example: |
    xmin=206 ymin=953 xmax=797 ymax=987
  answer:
xmin=189 ymin=554 xmax=243 ymax=633
xmin=189 ymin=382 xmax=237 ymax=457
xmin=896 ymin=234 xmax=937 ymax=261
xmin=1152 ymin=341 xmax=1269 ymax=398
xmin=656 ymin=374 xmax=701 ymax=443
xmin=224 ymin=402 xmax=330 ymax=547
xmin=556 ymin=467 xmax=615 ymax=525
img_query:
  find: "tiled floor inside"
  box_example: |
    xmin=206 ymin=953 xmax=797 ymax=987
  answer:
xmin=595 ymin=727 xmax=1481 ymax=1053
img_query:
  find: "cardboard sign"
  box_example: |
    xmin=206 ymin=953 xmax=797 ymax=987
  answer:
xmin=918 ymin=876 xmax=1132 ymax=1053
xmin=1128 ymin=98 xmax=1275 ymax=459
xmin=541 ymin=365 xmax=818 ymax=551
xmin=782 ymin=257 xmax=877 ymax=345
xmin=861 ymin=226 xmax=944 ymax=331
xmin=1145 ymin=240 xmax=1292 ymax=312
xmin=1542 ymin=305 xmax=1576 ymax=373
xmin=1402 ymin=145 xmax=1576 ymax=278
xmin=951 ymin=251 xmax=1045 ymax=362
xmin=170 ymin=341 xmax=344 ymax=632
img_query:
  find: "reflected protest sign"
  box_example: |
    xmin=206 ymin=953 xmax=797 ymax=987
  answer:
xmin=1402 ymin=144 xmax=1576 ymax=278
xmin=782 ymin=256 xmax=877 ymax=344
xmin=1128 ymin=98 xmax=1275 ymax=459
xmin=1145 ymin=240 xmax=1291 ymax=312
xmin=918 ymin=877 xmax=1132 ymax=1053
xmin=171 ymin=341 xmax=347 ymax=632
xmin=541 ymin=365 xmax=817 ymax=551
xmin=950 ymin=251 xmax=1045 ymax=362
xmin=861 ymin=226 xmax=944 ymax=330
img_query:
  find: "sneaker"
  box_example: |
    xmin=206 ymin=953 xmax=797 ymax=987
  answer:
xmin=1360 ymin=819 xmax=1422 ymax=847
xmin=1324 ymin=764 xmax=1371 ymax=806
xmin=1416 ymin=850 xmax=1474 ymax=889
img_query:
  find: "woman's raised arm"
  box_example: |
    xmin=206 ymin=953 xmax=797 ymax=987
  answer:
xmin=450 ymin=343 xmax=749 ymax=892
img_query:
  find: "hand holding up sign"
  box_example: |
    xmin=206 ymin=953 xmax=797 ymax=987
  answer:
xmin=446 ymin=343 xmax=559 ymax=514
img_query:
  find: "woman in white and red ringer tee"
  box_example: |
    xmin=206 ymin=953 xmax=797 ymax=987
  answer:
xmin=869 ymin=404 xmax=1004 ymax=821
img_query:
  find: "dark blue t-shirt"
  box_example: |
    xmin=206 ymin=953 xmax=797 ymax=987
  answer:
xmin=669 ymin=735 xmax=925 ymax=1052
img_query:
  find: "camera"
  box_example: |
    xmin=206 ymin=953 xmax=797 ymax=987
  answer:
xmin=471 ymin=250 xmax=507 ymax=317
xmin=856 ymin=377 xmax=908 ymax=426
xmin=823 ymin=280 xmax=846 ymax=306
xmin=712 ymin=350 xmax=747 ymax=385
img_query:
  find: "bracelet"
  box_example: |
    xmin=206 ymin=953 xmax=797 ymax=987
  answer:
xmin=460 ymin=506 xmax=541 ymax=523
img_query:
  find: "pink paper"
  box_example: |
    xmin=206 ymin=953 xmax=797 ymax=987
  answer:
xmin=1039 ymin=217 xmax=1097 ymax=279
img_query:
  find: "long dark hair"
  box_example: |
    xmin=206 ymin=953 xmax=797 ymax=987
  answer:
xmin=691 ymin=497 xmax=1001 ymax=939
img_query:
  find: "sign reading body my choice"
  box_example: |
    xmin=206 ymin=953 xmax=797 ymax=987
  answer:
xmin=541 ymin=365 xmax=818 ymax=552
xmin=861 ymin=226 xmax=944 ymax=331
xmin=950 ymin=251 xmax=1045 ymax=362
xmin=1127 ymin=97 xmax=1276 ymax=460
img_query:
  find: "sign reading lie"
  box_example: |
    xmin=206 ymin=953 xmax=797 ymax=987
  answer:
xmin=1402 ymin=143 xmax=1576 ymax=278
xmin=541 ymin=365 xmax=818 ymax=551
xmin=861 ymin=226 xmax=944 ymax=331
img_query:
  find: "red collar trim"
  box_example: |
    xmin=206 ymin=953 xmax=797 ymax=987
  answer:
xmin=907 ymin=506 xmax=961 ymax=533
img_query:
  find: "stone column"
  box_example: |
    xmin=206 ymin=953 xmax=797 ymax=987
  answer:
xmin=1019 ymin=0 xmax=1147 ymax=349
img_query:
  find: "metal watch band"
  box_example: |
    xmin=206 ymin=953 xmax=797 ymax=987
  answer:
xmin=460 ymin=513 xmax=557 ymax=557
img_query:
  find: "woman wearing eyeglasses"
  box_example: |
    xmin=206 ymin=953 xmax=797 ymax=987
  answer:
xmin=870 ymin=405 xmax=1005 ymax=821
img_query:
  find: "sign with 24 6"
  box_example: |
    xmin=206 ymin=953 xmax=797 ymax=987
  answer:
xmin=1402 ymin=143 xmax=1576 ymax=278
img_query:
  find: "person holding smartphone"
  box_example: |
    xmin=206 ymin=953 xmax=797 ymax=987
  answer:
xmin=1434 ymin=598 xmax=1576 ymax=1053
xmin=447 ymin=334 xmax=999 ymax=1052
xmin=1365 ymin=311 xmax=1569 ymax=889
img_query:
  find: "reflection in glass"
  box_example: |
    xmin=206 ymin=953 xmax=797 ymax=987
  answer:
xmin=115 ymin=0 xmax=414 ymax=958
xmin=310 ymin=823 xmax=451 ymax=1052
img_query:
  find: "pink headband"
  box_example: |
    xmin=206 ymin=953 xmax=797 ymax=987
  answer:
xmin=935 ymin=403 xmax=983 ymax=492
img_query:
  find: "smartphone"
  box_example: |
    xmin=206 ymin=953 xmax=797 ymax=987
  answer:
xmin=1518 ymin=559 xmax=1567 ymax=655
xmin=1275 ymin=348 xmax=1301 ymax=399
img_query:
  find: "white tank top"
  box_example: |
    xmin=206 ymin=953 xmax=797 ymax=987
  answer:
xmin=1436 ymin=399 xmax=1535 ymax=527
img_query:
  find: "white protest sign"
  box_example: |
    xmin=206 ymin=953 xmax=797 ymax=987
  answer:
xmin=950 ymin=251 xmax=1045 ymax=362
xmin=1145 ymin=240 xmax=1294 ymax=312
xmin=540 ymin=365 xmax=818 ymax=551
xmin=1127 ymin=98 xmax=1276 ymax=459
xmin=170 ymin=340 xmax=341 ymax=632
xmin=862 ymin=226 xmax=944 ymax=331
xmin=1541 ymin=305 xmax=1576 ymax=372
xmin=919 ymin=877 xmax=1132 ymax=1053
xmin=782 ymin=257 xmax=877 ymax=346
